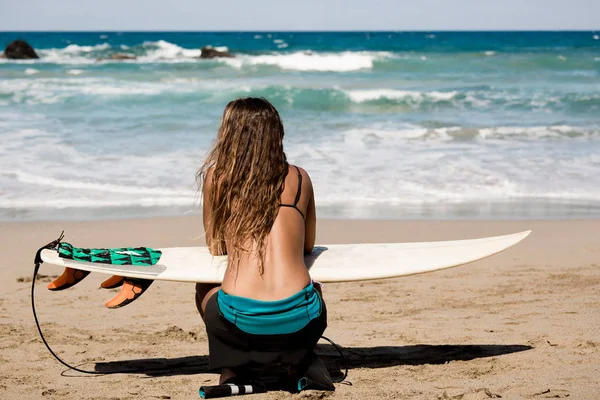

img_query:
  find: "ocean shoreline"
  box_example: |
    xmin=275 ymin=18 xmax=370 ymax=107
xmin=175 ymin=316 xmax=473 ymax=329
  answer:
xmin=3 ymin=197 xmax=600 ymax=223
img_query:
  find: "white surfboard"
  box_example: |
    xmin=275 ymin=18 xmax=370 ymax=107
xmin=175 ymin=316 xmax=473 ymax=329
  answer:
xmin=40 ymin=231 xmax=530 ymax=283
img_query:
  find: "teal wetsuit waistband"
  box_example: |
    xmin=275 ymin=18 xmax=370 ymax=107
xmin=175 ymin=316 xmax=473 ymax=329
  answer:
xmin=217 ymin=283 xmax=323 ymax=335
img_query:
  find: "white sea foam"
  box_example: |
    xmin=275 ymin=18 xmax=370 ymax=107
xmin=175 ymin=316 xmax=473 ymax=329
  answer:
xmin=6 ymin=41 xmax=394 ymax=70
xmin=340 ymin=126 xmax=469 ymax=145
xmin=222 ymin=51 xmax=390 ymax=72
xmin=1 ymin=79 xmax=69 ymax=105
xmin=0 ymin=128 xmax=201 ymax=213
xmin=8 ymin=170 xmax=192 ymax=196
xmin=63 ymin=43 xmax=111 ymax=53
xmin=24 ymin=68 xmax=39 ymax=75
xmin=477 ymin=125 xmax=596 ymax=139
xmin=2 ymin=118 xmax=600 ymax=219
xmin=0 ymin=77 xmax=200 ymax=105
xmin=345 ymin=89 xmax=458 ymax=103
xmin=3 ymin=75 xmax=591 ymax=111
xmin=32 ymin=41 xmax=206 ymax=65
xmin=484 ymin=51 xmax=496 ymax=56
xmin=37 ymin=49 xmax=97 ymax=65
xmin=2 ymin=38 xmax=599 ymax=220
xmin=0 ymin=196 xmax=196 ymax=209
xmin=286 ymin=124 xmax=600 ymax=213
xmin=340 ymin=124 xmax=598 ymax=143
xmin=139 ymin=40 xmax=201 ymax=61
xmin=79 ymin=85 xmax=163 ymax=96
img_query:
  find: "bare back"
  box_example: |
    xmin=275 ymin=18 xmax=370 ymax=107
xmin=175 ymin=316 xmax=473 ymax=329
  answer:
xmin=205 ymin=165 xmax=316 ymax=301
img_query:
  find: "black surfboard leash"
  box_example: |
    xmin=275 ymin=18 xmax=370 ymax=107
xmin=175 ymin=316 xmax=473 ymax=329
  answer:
xmin=31 ymin=232 xmax=203 ymax=375
xmin=31 ymin=231 xmax=104 ymax=374
xmin=319 ymin=336 xmax=349 ymax=384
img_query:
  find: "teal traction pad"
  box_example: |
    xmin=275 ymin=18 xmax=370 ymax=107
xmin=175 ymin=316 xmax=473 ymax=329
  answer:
xmin=57 ymin=242 xmax=162 ymax=266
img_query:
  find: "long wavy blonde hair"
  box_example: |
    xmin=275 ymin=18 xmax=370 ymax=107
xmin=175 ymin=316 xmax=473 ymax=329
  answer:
xmin=198 ymin=98 xmax=288 ymax=273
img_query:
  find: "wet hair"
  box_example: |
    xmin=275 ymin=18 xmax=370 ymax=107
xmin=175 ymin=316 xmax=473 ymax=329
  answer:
xmin=197 ymin=97 xmax=288 ymax=274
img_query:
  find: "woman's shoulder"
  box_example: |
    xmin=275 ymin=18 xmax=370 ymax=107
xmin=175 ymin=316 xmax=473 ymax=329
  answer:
xmin=288 ymin=164 xmax=310 ymax=177
xmin=288 ymin=164 xmax=313 ymax=186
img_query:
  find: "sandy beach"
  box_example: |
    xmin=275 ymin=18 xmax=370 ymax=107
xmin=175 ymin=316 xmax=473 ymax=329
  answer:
xmin=1 ymin=217 xmax=599 ymax=399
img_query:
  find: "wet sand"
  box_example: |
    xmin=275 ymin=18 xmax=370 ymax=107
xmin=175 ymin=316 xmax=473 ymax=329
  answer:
xmin=1 ymin=217 xmax=599 ymax=399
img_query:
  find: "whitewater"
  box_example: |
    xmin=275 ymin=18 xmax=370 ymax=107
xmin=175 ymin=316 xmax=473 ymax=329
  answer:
xmin=1 ymin=31 xmax=599 ymax=220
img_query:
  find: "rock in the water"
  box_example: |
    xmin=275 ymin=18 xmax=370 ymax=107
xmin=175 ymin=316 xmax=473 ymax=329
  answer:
xmin=199 ymin=46 xmax=233 ymax=59
xmin=109 ymin=53 xmax=136 ymax=60
xmin=0 ymin=53 xmax=5 ymax=59
xmin=97 ymin=53 xmax=137 ymax=61
xmin=4 ymin=40 xmax=39 ymax=59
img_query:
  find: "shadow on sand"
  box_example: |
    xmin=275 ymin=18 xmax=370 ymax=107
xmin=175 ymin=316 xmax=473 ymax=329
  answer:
xmin=89 ymin=343 xmax=532 ymax=378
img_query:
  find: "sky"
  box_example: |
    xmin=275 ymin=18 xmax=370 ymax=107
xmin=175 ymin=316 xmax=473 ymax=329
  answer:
xmin=0 ymin=0 xmax=599 ymax=31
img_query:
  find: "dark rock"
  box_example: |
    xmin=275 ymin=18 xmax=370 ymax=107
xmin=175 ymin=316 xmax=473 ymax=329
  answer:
xmin=4 ymin=40 xmax=39 ymax=59
xmin=109 ymin=53 xmax=136 ymax=60
xmin=97 ymin=53 xmax=137 ymax=61
xmin=199 ymin=46 xmax=233 ymax=59
xmin=0 ymin=53 xmax=5 ymax=59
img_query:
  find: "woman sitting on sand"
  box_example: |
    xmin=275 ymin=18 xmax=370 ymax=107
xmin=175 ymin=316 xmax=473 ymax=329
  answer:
xmin=194 ymin=97 xmax=327 ymax=384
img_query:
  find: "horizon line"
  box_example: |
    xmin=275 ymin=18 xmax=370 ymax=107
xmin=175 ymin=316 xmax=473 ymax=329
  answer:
xmin=1 ymin=29 xmax=598 ymax=33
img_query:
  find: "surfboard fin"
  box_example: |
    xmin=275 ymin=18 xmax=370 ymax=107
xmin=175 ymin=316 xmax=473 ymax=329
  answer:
xmin=104 ymin=278 xmax=153 ymax=309
xmin=100 ymin=275 xmax=125 ymax=289
xmin=47 ymin=267 xmax=91 ymax=290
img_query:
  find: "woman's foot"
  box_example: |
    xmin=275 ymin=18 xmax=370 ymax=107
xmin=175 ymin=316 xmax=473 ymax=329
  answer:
xmin=219 ymin=367 xmax=238 ymax=385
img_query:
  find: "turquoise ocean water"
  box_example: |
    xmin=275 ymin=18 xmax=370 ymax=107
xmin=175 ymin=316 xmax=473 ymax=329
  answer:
xmin=1 ymin=31 xmax=599 ymax=221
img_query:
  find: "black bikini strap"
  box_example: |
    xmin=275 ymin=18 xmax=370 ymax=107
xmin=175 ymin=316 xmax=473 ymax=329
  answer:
xmin=278 ymin=166 xmax=305 ymax=219
xmin=293 ymin=166 xmax=302 ymax=206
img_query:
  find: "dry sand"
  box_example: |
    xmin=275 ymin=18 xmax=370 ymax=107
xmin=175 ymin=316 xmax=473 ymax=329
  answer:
xmin=0 ymin=217 xmax=599 ymax=399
